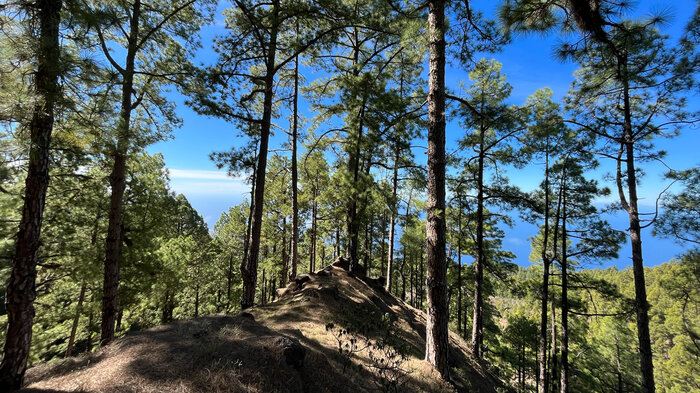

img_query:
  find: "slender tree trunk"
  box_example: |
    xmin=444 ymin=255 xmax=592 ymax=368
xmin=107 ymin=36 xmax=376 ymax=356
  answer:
xmin=380 ymin=212 xmax=386 ymax=278
xmin=419 ymin=251 xmax=424 ymax=309
xmin=65 ymin=281 xmax=87 ymax=358
xmin=560 ymin=172 xmax=569 ymax=393
xmin=386 ymin=147 xmax=400 ymax=291
xmin=410 ymin=257 xmax=415 ymax=306
xmin=310 ymin=195 xmax=317 ymax=273
xmin=241 ymin=0 xmax=279 ymax=309
xmin=538 ymin=147 xmax=552 ymax=393
xmin=621 ymin=73 xmax=655 ymax=393
xmin=226 ymin=254 xmax=233 ymax=311
xmin=615 ymin=336 xmax=623 ymax=393
xmin=550 ymin=295 xmax=558 ymax=393
xmin=425 ymin=0 xmax=449 ymax=379
xmin=261 ymin=268 xmax=266 ymax=305
xmin=86 ymin=293 xmax=95 ymax=352
xmin=335 ymin=227 xmax=340 ymax=258
xmin=281 ymin=215 xmax=287 ymax=283
xmin=290 ymin=33 xmax=300 ymax=282
xmin=363 ymin=222 xmax=370 ymax=271
xmin=194 ymin=284 xmax=200 ymax=318
xmin=0 ymin=1 xmax=62 ymax=388
xmin=101 ymin=0 xmax=141 ymax=346
xmin=401 ymin=249 xmax=407 ymax=300
xmin=471 ymin=126 xmax=486 ymax=359
xmin=457 ymin=201 xmax=462 ymax=335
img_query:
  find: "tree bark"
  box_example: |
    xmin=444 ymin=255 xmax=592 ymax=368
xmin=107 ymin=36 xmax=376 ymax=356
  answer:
xmin=290 ymin=35 xmax=300 ymax=282
xmin=0 ymin=1 xmax=62 ymax=388
xmin=560 ymin=169 xmax=569 ymax=393
xmin=471 ymin=121 xmax=486 ymax=359
xmin=386 ymin=147 xmax=400 ymax=291
xmin=310 ymin=195 xmax=317 ymax=273
xmin=621 ymin=74 xmax=655 ymax=393
xmin=241 ymin=0 xmax=279 ymax=309
xmin=538 ymin=147 xmax=552 ymax=393
xmin=101 ymin=0 xmax=141 ymax=346
xmin=226 ymin=254 xmax=233 ymax=311
xmin=457 ymin=199 xmax=462 ymax=336
xmin=425 ymin=0 xmax=449 ymax=379
xmin=65 ymin=281 xmax=87 ymax=358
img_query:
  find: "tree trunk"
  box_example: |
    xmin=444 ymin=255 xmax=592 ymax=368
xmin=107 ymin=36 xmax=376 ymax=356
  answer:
xmin=101 ymin=0 xmax=141 ymax=347
xmin=86 ymin=293 xmax=95 ymax=352
xmin=550 ymin=292 xmax=558 ymax=393
xmin=471 ymin=124 xmax=486 ymax=359
xmin=226 ymin=254 xmax=233 ymax=311
xmin=457 ymin=201 xmax=462 ymax=335
xmin=290 ymin=34 xmax=300 ymax=282
xmin=0 ymin=1 xmax=62 ymax=388
xmin=420 ymin=250 xmax=425 ymax=309
xmin=241 ymin=0 xmax=279 ymax=309
xmin=194 ymin=284 xmax=200 ymax=318
xmin=401 ymin=249 xmax=407 ymax=300
xmin=346 ymin=33 xmax=367 ymax=274
xmin=335 ymin=227 xmax=340 ymax=258
xmin=281 ymin=215 xmax=287 ymax=283
xmin=615 ymin=336 xmax=623 ymax=393
xmin=425 ymin=0 xmax=449 ymax=379
xmin=310 ymin=195 xmax=317 ymax=273
xmin=560 ymin=173 xmax=569 ymax=393
xmin=386 ymin=147 xmax=399 ymax=291
xmin=538 ymin=147 xmax=552 ymax=393
xmin=65 ymin=281 xmax=87 ymax=358
xmin=621 ymin=74 xmax=655 ymax=393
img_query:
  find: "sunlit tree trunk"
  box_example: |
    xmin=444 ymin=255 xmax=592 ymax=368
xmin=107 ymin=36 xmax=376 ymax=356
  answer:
xmin=241 ymin=0 xmax=280 ymax=309
xmin=425 ymin=0 xmax=449 ymax=379
xmin=101 ymin=0 xmax=141 ymax=346
xmin=0 ymin=1 xmax=62 ymax=388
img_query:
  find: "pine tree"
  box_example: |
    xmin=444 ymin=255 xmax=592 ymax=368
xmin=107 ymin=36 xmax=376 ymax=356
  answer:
xmin=0 ymin=1 xmax=62 ymax=388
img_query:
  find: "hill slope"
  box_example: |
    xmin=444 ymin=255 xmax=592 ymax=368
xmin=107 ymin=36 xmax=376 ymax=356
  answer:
xmin=21 ymin=263 xmax=505 ymax=392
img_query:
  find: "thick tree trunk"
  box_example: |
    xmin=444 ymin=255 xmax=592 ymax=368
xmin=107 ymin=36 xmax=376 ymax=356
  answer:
xmin=65 ymin=281 xmax=87 ymax=358
xmin=0 ymin=1 xmax=62 ymax=388
xmin=241 ymin=0 xmax=279 ymax=309
xmin=101 ymin=0 xmax=141 ymax=346
xmin=346 ymin=34 xmax=366 ymax=274
xmin=425 ymin=0 xmax=449 ymax=379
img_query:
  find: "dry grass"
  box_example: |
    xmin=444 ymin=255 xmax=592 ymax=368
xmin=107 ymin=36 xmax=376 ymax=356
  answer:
xmin=21 ymin=266 xmax=506 ymax=393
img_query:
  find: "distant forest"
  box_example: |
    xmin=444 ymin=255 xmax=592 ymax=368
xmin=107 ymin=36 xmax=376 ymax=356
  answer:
xmin=0 ymin=0 xmax=698 ymax=392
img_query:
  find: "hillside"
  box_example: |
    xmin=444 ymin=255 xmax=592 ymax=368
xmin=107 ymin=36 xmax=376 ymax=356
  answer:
xmin=19 ymin=262 xmax=506 ymax=393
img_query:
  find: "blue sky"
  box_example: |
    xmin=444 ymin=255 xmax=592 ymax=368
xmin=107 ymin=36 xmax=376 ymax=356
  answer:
xmin=148 ymin=0 xmax=698 ymax=268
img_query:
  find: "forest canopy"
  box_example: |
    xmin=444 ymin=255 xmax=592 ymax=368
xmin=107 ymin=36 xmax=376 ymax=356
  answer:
xmin=0 ymin=0 xmax=698 ymax=392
